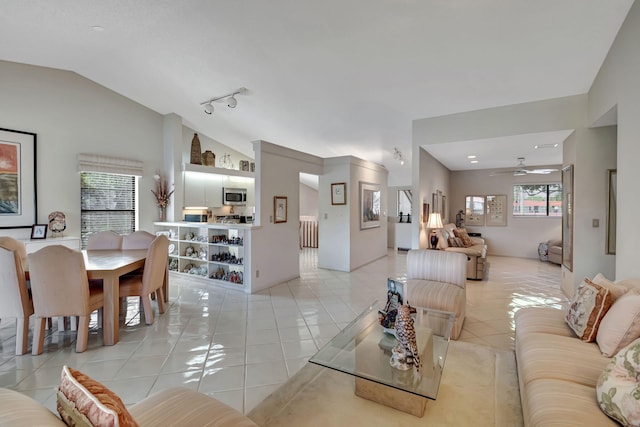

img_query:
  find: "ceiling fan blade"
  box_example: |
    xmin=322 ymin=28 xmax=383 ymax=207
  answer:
xmin=526 ymin=168 xmax=558 ymax=174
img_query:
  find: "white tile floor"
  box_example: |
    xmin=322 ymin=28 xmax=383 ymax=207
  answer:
xmin=0 ymin=249 xmax=567 ymax=415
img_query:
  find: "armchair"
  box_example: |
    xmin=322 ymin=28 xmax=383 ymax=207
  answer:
xmin=0 ymin=245 xmax=33 ymax=355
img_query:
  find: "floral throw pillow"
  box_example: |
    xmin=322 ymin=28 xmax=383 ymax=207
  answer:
xmin=565 ymin=278 xmax=613 ymax=342
xmin=597 ymin=338 xmax=640 ymax=426
xmin=453 ymin=228 xmax=474 ymax=247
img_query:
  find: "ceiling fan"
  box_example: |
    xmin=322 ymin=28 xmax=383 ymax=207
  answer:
xmin=492 ymin=157 xmax=559 ymax=176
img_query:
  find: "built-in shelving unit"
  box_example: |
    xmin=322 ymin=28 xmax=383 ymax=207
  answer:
xmin=155 ymin=222 xmax=252 ymax=291
xmin=182 ymin=163 xmax=255 ymax=179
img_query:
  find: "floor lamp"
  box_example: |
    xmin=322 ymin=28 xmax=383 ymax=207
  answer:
xmin=426 ymin=213 xmax=444 ymax=249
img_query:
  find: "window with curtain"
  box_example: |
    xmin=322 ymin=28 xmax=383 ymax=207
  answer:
xmin=512 ymin=184 xmax=562 ymax=217
xmin=80 ymin=172 xmax=137 ymax=248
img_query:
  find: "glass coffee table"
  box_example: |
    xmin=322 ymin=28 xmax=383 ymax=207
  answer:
xmin=309 ymin=302 xmax=455 ymax=417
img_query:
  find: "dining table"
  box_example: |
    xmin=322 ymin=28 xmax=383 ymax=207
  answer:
xmin=82 ymin=249 xmax=147 ymax=345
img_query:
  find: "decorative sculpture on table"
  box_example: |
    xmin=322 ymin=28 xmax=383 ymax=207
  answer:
xmin=391 ymin=304 xmax=421 ymax=372
xmin=48 ymin=211 xmax=66 ymax=237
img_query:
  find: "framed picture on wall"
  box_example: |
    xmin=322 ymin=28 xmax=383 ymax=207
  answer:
xmin=274 ymin=196 xmax=287 ymax=223
xmin=485 ymin=195 xmax=507 ymax=226
xmin=0 ymin=128 xmax=37 ymax=229
xmin=331 ymin=182 xmax=346 ymax=205
xmin=360 ymin=182 xmax=381 ymax=229
xmin=562 ymin=165 xmax=574 ymax=271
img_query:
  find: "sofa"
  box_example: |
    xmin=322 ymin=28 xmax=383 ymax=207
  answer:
xmin=0 ymin=386 xmax=258 ymax=427
xmin=515 ymin=275 xmax=640 ymax=426
xmin=405 ymin=249 xmax=467 ymax=339
xmin=547 ymin=239 xmax=562 ymax=265
xmin=437 ymin=223 xmax=487 ymax=280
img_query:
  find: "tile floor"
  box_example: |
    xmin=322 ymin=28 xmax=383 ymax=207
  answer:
xmin=0 ymin=249 xmax=567 ymax=415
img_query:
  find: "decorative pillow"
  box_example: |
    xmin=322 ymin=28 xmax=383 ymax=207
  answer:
xmin=453 ymin=228 xmax=474 ymax=248
xmin=597 ymin=338 xmax=640 ymax=426
xmin=565 ymin=278 xmax=614 ymax=342
xmin=455 ymin=237 xmax=464 ymax=247
xmin=592 ymin=273 xmax=628 ymax=301
xmin=597 ymin=289 xmax=640 ymax=357
xmin=438 ymin=229 xmax=449 ymax=248
xmin=448 ymin=237 xmax=459 ymax=247
xmin=57 ymin=365 xmax=139 ymax=427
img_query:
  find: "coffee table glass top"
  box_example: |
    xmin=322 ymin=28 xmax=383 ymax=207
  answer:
xmin=309 ymin=302 xmax=455 ymax=399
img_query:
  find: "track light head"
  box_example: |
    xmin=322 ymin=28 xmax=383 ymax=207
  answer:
xmin=227 ymin=96 xmax=237 ymax=108
xmin=204 ymin=102 xmax=214 ymax=115
xmin=200 ymin=87 xmax=246 ymax=115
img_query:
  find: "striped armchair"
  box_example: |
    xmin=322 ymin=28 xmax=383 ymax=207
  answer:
xmin=405 ymin=249 xmax=467 ymax=339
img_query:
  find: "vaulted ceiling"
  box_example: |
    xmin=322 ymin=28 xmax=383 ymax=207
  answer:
xmin=0 ymin=1 xmax=633 ymax=185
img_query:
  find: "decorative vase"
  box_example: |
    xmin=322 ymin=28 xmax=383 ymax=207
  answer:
xmin=190 ymin=133 xmax=202 ymax=165
xmin=202 ymin=150 xmax=216 ymax=166
xmin=159 ymin=206 xmax=166 ymax=222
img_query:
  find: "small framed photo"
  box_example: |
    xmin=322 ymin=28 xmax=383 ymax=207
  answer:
xmin=30 ymin=224 xmax=48 ymax=239
xmin=331 ymin=182 xmax=347 ymax=205
xmin=274 ymin=196 xmax=288 ymax=223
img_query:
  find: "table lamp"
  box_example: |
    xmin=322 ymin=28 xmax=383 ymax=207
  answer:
xmin=426 ymin=213 xmax=444 ymax=249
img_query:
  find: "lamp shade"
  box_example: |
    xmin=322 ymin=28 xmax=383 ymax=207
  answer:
xmin=426 ymin=212 xmax=444 ymax=229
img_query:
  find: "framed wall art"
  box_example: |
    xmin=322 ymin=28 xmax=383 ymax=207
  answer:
xmin=562 ymin=165 xmax=574 ymax=271
xmin=465 ymin=195 xmax=485 ymax=226
xmin=331 ymin=182 xmax=346 ymax=205
xmin=485 ymin=195 xmax=507 ymax=226
xmin=360 ymin=182 xmax=381 ymax=229
xmin=30 ymin=224 xmax=48 ymax=239
xmin=274 ymin=196 xmax=287 ymax=223
xmin=0 ymin=128 xmax=37 ymax=228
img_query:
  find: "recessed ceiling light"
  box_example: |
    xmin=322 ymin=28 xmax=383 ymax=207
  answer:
xmin=534 ymin=143 xmax=558 ymax=149
xmin=91 ymin=26 xmax=105 ymax=32
xmin=470 ymin=160 xmax=479 ymax=164
xmin=467 ymin=155 xmax=477 ymax=159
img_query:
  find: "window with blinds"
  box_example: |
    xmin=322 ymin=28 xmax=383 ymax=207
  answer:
xmin=80 ymin=172 xmax=137 ymax=248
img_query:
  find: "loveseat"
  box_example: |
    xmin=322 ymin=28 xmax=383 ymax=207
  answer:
xmin=0 ymin=386 xmax=258 ymax=427
xmin=515 ymin=274 xmax=640 ymax=426
xmin=437 ymin=223 xmax=487 ymax=280
xmin=405 ymin=249 xmax=467 ymax=339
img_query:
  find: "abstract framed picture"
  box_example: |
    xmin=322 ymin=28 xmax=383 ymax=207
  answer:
xmin=0 ymin=128 xmax=37 ymax=229
xmin=360 ymin=182 xmax=381 ymax=229
xmin=30 ymin=224 xmax=48 ymax=239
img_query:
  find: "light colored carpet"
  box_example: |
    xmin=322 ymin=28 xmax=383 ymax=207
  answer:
xmin=248 ymin=340 xmax=523 ymax=426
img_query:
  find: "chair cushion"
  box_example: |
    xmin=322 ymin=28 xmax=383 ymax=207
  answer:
xmin=597 ymin=338 xmax=640 ymax=426
xmin=566 ymin=278 xmax=613 ymax=342
xmin=57 ymin=365 xmax=138 ymax=427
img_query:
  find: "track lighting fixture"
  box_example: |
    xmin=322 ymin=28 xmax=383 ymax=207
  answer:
xmin=200 ymin=87 xmax=246 ymax=115
xmin=393 ymin=148 xmax=405 ymax=165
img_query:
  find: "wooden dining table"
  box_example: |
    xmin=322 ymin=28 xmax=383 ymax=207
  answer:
xmin=82 ymin=249 xmax=147 ymax=346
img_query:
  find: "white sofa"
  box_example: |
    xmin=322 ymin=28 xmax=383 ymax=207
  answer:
xmin=437 ymin=223 xmax=487 ymax=280
xmin=0 ymin=387 xmax=258 ymax=427
xmin=515 ymin=276 xmax=640 ymax=426
xmin=405 ymin=249 xmax=467 ymax=339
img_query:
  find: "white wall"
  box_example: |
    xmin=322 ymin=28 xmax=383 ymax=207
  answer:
xmin=299 ymin=183 xmax=318 ymax=218
xmin=450 ymin=168 xmax=562 ymax=258
xmin=589 ymin=1 xmax=640 ymax=280
xmin=0 ymin=60 xmax=164 ymax=238
xmin=319 ymin=156 xmax=388 ymax=272
xmin=251 ymin=140 xmax=323 ymax=292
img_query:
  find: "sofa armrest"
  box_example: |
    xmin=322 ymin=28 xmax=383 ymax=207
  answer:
xmin=0 ymin=388 xmax=66 ymax=427
xmin=129 ymin=386 xmax=258 ymax=427
xmin=470 ymin=237 xmax=485 ymax=245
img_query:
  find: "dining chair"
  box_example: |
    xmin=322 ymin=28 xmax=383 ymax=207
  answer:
xmin=121 ymin=230 xmax=155 ymax=250
xmin=0 ymin=245 xmax=34 ymax=355
xmin=119 ymin=235 xmax=169 ymax=325
xmin=0 ymin=236 xmax=28 ymax=273
xmin=86 ymin=230 xmax=122 ymax=250
xmin=28 ymin=246 xmax=104 ymax=354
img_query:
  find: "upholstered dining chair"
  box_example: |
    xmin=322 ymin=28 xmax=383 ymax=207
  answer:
xmin=28 ymin=246 xmax=104 ymax=354
xmin=86 ymin=230 xmax=122 ymax=250
xmin=119 ymin=235 xmax=169 ymax=325
xmin=121 ymin=230 xmax=155 ymax=250
xmin=0 ymin=236 xmax=29 ymax=273
xmin=0 ymin=245 xmax=34 ymax=355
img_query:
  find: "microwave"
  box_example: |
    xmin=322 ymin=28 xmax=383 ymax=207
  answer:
xmin=183 ymin=208 xmax=211 ymax=223
xmin=223 ymin=187 xmax=247 ymax=206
